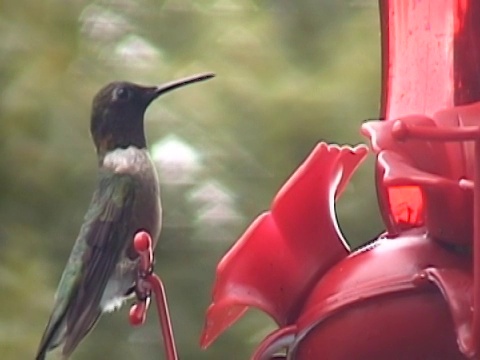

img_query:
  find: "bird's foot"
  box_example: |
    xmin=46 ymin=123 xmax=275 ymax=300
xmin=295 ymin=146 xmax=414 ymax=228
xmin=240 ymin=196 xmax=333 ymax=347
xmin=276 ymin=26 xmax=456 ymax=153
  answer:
xmin=134 ymin=281 xmax=152 ymax=302
xmin=138 ymin=262 xmax=154 ymax=279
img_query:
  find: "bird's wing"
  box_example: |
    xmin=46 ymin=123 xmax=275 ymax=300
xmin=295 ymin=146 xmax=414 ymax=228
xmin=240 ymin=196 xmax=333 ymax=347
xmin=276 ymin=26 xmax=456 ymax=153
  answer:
xmin=36 ymin=170 xmax=137 ymax=360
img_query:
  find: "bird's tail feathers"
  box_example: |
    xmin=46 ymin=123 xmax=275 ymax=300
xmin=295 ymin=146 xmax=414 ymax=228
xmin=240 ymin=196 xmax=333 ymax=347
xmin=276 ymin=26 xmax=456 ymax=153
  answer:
xmin=61 ymin=310 xmax=101 ymax=359
xmin=35 ymin=311 xmax=67 ymax=360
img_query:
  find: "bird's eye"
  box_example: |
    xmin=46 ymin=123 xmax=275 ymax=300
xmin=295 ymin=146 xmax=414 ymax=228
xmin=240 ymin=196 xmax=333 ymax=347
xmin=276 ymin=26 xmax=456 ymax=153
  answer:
xmin=113 ymin=86 xmax=131 ymax=102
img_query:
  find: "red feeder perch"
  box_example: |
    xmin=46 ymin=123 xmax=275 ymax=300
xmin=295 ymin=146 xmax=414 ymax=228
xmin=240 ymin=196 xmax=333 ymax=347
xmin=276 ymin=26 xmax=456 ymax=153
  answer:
xmin=129 ymin=231 xmax=178 ymax=360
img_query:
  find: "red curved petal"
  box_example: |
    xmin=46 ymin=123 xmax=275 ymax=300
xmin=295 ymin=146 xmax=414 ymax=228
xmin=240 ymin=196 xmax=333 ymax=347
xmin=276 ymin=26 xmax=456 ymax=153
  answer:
xmin=362 ymin=116 xmax=448 ymax=175
xmin=379 ymin=151 xmax=456 ymax=188
xmin=200 ymin=143 xmax=368 ymax=348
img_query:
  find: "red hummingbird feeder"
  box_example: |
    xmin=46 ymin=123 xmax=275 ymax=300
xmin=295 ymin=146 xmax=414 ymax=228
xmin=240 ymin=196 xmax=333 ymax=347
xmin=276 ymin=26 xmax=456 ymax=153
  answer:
xmin=131 ymin=0 xmax=480 ymax=359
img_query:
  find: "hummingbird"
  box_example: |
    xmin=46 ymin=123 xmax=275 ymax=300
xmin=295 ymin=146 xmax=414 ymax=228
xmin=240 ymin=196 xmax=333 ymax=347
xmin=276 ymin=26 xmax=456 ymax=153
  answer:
xmin=35 ymin=72 xmax=215 ymax=360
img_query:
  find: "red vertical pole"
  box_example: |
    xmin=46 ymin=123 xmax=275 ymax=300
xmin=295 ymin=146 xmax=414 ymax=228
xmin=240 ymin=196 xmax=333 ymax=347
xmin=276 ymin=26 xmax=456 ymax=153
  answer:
xmin=148 ymin=273 xmax=179 ymax=360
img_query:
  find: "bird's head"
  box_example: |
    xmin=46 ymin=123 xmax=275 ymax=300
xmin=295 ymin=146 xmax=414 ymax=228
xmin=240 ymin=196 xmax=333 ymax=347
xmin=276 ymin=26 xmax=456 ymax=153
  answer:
xmin=90 ymin=72 xmax=215 ymax=157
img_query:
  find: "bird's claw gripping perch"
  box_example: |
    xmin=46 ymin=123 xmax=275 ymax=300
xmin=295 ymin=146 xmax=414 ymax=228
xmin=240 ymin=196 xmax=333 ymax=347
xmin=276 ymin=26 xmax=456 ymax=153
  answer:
xmin=129 ymin=231 xmax=179 ymax=360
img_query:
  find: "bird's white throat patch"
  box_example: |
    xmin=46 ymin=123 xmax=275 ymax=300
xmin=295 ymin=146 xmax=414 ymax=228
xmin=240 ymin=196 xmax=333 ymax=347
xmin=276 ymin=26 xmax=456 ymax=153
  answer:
xmin=103 ymin=146 xmax=148 ymax=174
xmin=101 ymin=295 xmax=127 ymax=313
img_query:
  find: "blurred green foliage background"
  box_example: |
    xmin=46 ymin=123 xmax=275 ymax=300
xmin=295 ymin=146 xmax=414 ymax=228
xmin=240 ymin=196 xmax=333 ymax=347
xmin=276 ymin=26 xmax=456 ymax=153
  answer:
xmin=0 ymin=0 xmax=383 ymax=359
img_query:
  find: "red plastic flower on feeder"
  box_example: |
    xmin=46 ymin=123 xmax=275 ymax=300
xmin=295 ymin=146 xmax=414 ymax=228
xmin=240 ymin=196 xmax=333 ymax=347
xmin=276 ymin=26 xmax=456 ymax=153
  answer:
xmin=362 ymin=102 xmax=480 ymax=245
xmin=201 ymin=137 xmax=474 ymax=360
xmin=200 ymin=143 xmax=368 ymax=348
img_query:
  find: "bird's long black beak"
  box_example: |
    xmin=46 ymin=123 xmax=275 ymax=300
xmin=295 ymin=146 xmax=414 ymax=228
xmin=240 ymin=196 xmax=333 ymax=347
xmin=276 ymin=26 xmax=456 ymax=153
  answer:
xmin=153 ymin=72 xmax=215 ymax=99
